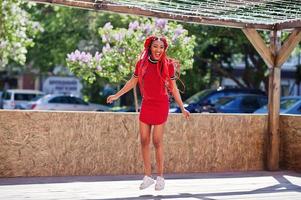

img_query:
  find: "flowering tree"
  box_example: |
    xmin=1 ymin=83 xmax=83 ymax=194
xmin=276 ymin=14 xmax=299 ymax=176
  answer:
xmin=67 ymin=18 xmax=195 ymax=82
xmin=0 ymin=0 xmax=43 ymax=68
xmin=66 ymin=18 xmax=196 ymax=109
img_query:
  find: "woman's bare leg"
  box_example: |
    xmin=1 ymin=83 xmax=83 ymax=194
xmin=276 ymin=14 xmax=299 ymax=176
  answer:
xmin=139 ymin=121 xmax=152 ymax=176
xmin=152 ymin=123 xmax=165 ymax=177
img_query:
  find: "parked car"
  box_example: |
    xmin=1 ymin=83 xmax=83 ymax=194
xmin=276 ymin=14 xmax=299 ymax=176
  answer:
xmin=170 ymin=88 xmax=266 ymax=113
xmin=206 ymin=94 xmax=268 ymax=113
xmin=26 ymin=94 xmax=110 ymax=111
xmin=254 ymin=96 xmax=301 ymax=115
xmin=109 ymin=106 xmax=138 ymax=112
xmin=0 ymin=89 xmax=44 ymax=109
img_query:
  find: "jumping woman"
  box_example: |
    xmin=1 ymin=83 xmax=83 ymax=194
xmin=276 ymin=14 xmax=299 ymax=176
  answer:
xmin=107 ymin=35 xmax=190 ymax=190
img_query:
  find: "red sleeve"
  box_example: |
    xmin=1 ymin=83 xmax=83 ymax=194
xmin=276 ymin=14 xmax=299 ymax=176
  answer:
xmin=169 ymin=62 xmax=176 ymax=80
xmin=133 ymin=60 xmax=141 ymax=78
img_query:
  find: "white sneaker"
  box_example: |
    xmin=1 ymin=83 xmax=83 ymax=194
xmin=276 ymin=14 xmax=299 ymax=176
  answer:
xmin=139 ymin=176 xmax=155 ymax=190
xmin=155 ymin=176 xmax=165 ymax=191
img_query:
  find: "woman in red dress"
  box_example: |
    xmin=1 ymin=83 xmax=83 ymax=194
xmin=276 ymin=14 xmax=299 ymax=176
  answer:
xmin=107 ymin=36 xmax=189 ymax=190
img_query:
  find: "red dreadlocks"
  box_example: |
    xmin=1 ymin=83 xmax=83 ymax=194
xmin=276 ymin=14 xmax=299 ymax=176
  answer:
xmin=137 ymin=35 xmax=177 ymax=97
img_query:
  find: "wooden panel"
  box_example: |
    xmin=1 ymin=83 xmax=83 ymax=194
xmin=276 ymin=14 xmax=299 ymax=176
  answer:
xmin=0 ymin=111 xmax=267 ymax=177
xmin=280 ymin=115 xmax=301 ymax=171
xmin=242 ymin=28 xmax=274 ymax=68
xmin=166 ymin=114 xmax=267 ymax=173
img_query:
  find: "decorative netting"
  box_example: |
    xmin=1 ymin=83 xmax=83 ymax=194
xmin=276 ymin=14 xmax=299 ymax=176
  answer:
xmin=30 ymin=0 xmax=301 ymax=29
xmin=104 ymin=0 xmax=301 ymax=25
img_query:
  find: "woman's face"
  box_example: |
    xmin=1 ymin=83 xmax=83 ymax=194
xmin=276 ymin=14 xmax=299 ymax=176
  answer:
xmin=150 ymin=40 xmax=165 ymax=60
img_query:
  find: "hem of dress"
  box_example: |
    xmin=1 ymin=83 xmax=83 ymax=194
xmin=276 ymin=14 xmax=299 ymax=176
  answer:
xmin=139 ymin=117 xmax=167 ymax=125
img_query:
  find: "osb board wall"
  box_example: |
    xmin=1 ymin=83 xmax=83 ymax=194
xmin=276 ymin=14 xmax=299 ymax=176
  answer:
xmin=280 ymin=115 xmax=301 ymax=171
xmin=0 ymin=111 xmax=266 ymax=177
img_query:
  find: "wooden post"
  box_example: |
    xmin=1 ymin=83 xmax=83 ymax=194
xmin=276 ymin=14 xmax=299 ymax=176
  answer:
xmin=243 ymin=28 xmax=301 ymax=170
xmin=266 ymin=30 xmax=281 ymax=170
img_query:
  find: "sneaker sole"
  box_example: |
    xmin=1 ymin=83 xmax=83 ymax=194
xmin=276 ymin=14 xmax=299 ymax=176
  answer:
xmin=139 ymin=182 xmax=154 ymax=190
xmin=155 ymin=186 xmax=164 ymax=191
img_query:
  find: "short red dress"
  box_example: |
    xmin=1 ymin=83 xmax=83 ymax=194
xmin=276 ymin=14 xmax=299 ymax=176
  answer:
xmin=133 ymin=58 xmax=175 ymax=125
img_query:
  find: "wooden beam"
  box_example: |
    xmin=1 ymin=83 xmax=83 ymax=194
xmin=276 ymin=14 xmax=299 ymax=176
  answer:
xmin=266 ymin=30 xmax=281 ymax=171
xmin=275 ymin=20 xmax=301 ymax=30
xmin=29 ymin=0 xmax=274 ymax=30
xmin=242 ymin=28 xmax=274 ymax=68
xmin=276 ymin=28 xmax=301 ymax=67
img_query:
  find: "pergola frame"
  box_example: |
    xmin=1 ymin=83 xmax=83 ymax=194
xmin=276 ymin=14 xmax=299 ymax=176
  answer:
xmin=29 ymin=0 xmax=301 ymax=171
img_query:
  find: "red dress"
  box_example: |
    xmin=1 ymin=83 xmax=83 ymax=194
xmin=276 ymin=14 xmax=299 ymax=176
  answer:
xmin=133 ymin=58 xmax=175 ymax=125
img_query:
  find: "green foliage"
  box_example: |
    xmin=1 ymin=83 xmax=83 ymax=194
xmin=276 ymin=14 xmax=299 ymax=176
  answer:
xmin=181 ymin=23 xmax=273 ymax=92
xmin=25 ymin=6 xmax=141 ymax=74
xmin=26 ymin=5 xmax=92 ymax=73
xmin=0 ymin=0 xmax=42 ymax=68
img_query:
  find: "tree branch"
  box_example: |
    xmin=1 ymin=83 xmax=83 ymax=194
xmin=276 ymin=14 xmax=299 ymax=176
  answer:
xmin=211 ymin=62 xmax=246 ymax=88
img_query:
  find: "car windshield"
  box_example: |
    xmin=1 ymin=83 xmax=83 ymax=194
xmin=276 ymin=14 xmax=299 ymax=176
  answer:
xmin=259 ymin=98 xmax=300 ymax=111
xmin=30 ymin=94 xmax=45 ymax=102
xmin=185 ymin=90 xmax=212 ymax=104
xmin=280 ymin=98 xmax=300 ymax=109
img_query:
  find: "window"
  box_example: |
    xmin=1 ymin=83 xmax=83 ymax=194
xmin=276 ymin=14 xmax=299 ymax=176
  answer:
xmin=185 ymin=90 xmax=212 ymax=104
xmin=66 ymin=97 xmax=77 ymax=104
xmin=2 ymin=92 xmax=11 ymax=100
xmin=215 ymin=96 xmax=235 ymax=106
xmin=259 ymin=97 xmax=268 ymax=106
xmin=280 ymin=99 xmax=299 ymax=109
xmin=207 ymin=93 xmax=226 ymax=105
xmin=72 ymin=97 xmax=88 ymax=105
xmin=14 ymin=93 xmax=37 ymax=101
xmin=241 ymin=97 xmax=260 ymax=109
xmin=297 ymin=105 xmax=301 ymax=112
xmin=49 ymin=97 xmax=69 ymax=104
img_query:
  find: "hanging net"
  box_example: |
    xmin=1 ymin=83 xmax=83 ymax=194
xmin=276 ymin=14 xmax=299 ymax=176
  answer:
xmin=30 ymin=0 xmax=301 ymax=29
xmin=105 ymin=0 xmax=301 ymax=24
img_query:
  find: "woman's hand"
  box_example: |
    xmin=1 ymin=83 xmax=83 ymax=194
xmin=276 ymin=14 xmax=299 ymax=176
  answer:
xmin=106 ymin=95 xmax=119 ymax=104
xmin=181 ymin=107 xmax=190 ymax=119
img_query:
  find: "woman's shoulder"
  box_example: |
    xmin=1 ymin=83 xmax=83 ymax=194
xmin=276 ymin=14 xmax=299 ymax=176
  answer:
xmin=136 ymin=59 xmax=143 ymax=66
xmin=167 ymin=58 xmax=176 ymax=68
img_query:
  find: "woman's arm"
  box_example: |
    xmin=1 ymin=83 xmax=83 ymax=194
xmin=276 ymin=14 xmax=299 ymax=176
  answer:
xmin=170 ymin=80 xmax=190 ymax=119
xmin=107 ymin=77 xmax=138 ymax=104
